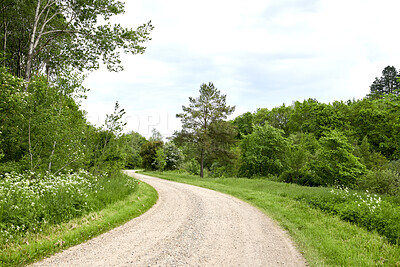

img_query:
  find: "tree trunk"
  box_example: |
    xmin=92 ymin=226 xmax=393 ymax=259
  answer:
xmin=2 ymin=19 xmax=6 ymax=67
xmin=29 ymin=121 xmax=33 ymax=172
xmin=200 ymin=147 xmax=204 ymax=178
xmin=25 ymin=0 xmax=41 ymax=88
xmin=48 ymin=140 xmax=56 ymax=173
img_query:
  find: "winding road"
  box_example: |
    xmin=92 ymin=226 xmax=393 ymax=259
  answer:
xmin=32 ymin=171 xmax=307 ymax=266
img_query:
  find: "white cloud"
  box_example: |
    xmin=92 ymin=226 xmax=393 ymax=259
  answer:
xmin=82 ymin=0 xmax=400 ymax=138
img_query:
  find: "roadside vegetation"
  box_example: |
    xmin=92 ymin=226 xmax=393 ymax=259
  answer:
xmin=143 ymin=171 xmax=400 ymax=266
xmin=0 ymin=173 xmax=157 ymax=266
xmin=0 ymin=1 xmax=156 ymax=266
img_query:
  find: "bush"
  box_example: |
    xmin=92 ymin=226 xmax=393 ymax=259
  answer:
xmin=358 ymin=169 xmax=400 ymax=196
xmin=164 ymin=142 xmax=184 ymax=170
xmin=279 ymin=170 xmax=323 ymax=187
xmin=0 ymin=161 xmax=25 ymax=176
xmin=310 ymin=130 xmax=366 ymax=187
xmin=297 ymin=186 xmax=400 ymax=244
xmin=183 ymin=158 xmax=200 ymax=175
xmin=209 ymin=162 xmax=237 ymax=178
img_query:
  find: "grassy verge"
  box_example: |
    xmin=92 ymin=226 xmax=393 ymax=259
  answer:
xmin=0 ymin=173 xmax=158 ymax=266
xmin=142 ymin=171 xmax=400 ymax=266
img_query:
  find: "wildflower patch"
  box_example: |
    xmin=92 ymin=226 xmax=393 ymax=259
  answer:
xmin=0 ymin=170 xmax=138 ymax=245
xmin=296 ymin=186 xmax=400 ymax=244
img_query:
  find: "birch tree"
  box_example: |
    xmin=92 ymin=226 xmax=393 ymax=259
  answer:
xmin=0 ymin=0 xmax=153 ymax=86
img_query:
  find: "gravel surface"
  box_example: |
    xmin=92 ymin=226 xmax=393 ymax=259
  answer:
xmin=31 ymin=171 xmax=307 ymax=266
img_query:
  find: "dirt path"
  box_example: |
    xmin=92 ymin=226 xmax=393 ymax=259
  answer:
xmin=31 ymin=171 xmax=307 ymax=266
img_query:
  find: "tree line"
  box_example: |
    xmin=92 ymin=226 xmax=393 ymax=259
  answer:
xmin=159 ymin=67 xmax=400 ymax=196
xmin=0 ymin=0 xmax=153 ymax=176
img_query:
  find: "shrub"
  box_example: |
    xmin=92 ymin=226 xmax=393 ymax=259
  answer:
xmin=310 ymin=130 xmax=366 ymax=187
xmin=279 ymin=170 xmax=322 ymax=187
xmin=209 ymin=162 xmax=237 ymax=178
xmin=183 ymin=158 xmax=200 ymax=175
xmin=358 ymin=169 xmax=400 ymax=196
xmin=298 ymin=186 xmax=400 ymax=244
xmin=164 ymin=142 xmax=184 ymax=170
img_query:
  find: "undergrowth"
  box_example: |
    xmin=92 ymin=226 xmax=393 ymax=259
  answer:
xmin=296 ymin=186 xmax=400 ymax=244
xmin=0 ymin=170 xmax=138 ymax=245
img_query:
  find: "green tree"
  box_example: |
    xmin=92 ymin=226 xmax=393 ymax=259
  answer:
xmin=0 ymin=70 xmax=90 ymax=174
xmin=153 ymin=147 xmax=166 ymax=171
xmin=139 ymin=141 xmax=163 ymax=170
xmin=0 ymin=0 xmax=153 ymax=84
xmin=311 ymin=130 xmax=366 ymax=187
xmin=369 ymin=66 xmax=400 ymax=98
xmin=90 ymin=102 xmax=127 ymax=173
xmin=254 ymin=104 xmax=293 ymax=135
xmin=205 ymin=121 xmax=238 ymax=173
xmin=239 ymin=124 xmax=289 ymax=177
xmin=347 ymin=97 xmax=398 ymax=158
xmin=176 ymin=82 xmax=235 ymax=177
xmin=353 ymin=136 xmax=388 ymax=170
xmin=0 ymin=67 xmax=26 ymax=171
xmin=120 ymin=131 xmax=146 ymax=169
xmin=232 ymin=111 xmax=254 ymax=138
xmin=280 ymin=132 xmax=319 ymax=185
xmin=288 ymin=99 xmax=345 ymax=138
xmin=163 ymin=142 xmax=184 ymax=170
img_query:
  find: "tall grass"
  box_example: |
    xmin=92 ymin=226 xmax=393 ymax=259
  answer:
xmin=0 ymin=171 xmax=158 ymax=266
xmin=0 ymin=170 xmax=138 ymax=246
xmin=143 ymin=171 xmax=400 ymax=266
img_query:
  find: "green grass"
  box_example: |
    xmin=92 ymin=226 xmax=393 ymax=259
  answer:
xmin=0 ymin=173 xmax=158 ymax=266
xmin=142 ymin=171 xmax=400 ymax=266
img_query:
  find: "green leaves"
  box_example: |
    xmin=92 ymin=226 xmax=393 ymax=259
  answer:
xmin=1 ymin=0 xmax=153 ymax=81
xmin=239 ymin=124 xmax=289 ymax=177
xmin=140 ymin=141 xmax=163 ymax=171
xmin=369 ymin=66 xmax=400 ymax=98
xmin=176 ymin=82 xmax=236 ymax=177
xmin=310 ymin=130 xmax=366 ymax=187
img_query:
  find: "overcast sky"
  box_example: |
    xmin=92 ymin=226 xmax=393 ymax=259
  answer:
xmin=81 ymin=0 xmax=400 ymax=139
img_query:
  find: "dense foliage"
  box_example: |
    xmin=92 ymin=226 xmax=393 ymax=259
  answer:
xmin=298 ymin=186 xmax=400 ymax=244
xmin=168 ymin=67 xmax=400 ymax=200
xmin=0 ymin=0 xmax=153 ymax=252
xmin=231 ymin=91 xmax=400 ymax=195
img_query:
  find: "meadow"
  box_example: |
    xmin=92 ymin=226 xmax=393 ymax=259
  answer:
xmin=143 ymin=171 xmax=400 ymax=266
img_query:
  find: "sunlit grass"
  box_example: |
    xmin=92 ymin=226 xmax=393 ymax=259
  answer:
xmin=142 ymin=171 xmax=400 ymax=266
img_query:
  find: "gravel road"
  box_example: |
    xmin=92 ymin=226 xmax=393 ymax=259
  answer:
xmin=31 ymin=171 xmax=307 ymax=266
